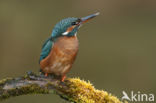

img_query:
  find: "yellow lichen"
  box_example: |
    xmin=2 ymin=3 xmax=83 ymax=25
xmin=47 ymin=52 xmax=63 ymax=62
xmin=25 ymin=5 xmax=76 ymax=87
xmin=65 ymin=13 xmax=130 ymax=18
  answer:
xmin=66 ymin=78 xmax=124 ymax=103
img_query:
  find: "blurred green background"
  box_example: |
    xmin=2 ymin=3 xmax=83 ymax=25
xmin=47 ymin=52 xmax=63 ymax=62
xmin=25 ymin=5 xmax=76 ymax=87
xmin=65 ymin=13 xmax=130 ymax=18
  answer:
xmin=0 ymin=0 xmax=156 ymax=103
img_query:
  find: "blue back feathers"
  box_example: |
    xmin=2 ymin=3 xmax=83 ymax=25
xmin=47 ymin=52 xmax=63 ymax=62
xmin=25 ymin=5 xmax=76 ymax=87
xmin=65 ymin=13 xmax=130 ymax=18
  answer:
xmin=39 ymin=37 xmax=53 ymax=62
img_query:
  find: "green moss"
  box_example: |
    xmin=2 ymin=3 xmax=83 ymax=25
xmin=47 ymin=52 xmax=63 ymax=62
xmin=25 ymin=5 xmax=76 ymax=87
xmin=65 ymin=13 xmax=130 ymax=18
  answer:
xmin=0 ymin=92 xmax=10 ymax=100
xmin=0 ymin=78 xmax=13 ymax=86
xmin=0 ymin=84 xmax=49 ymax=101
xmin=23 ymin=74 xmax=29 ymax=79
xmin=19 ymin=84 xmax=49 ymax=94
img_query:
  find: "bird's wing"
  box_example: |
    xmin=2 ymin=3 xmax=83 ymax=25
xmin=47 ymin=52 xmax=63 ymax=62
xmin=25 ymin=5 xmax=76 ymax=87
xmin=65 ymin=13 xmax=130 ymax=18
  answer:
xmin=39 ymin=37 xmax=53 ymax=63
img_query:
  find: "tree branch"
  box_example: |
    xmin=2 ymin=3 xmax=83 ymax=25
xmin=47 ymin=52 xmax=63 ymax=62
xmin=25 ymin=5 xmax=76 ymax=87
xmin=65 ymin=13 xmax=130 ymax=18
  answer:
xmin=0 ymin=72 xmax=125 ymax=103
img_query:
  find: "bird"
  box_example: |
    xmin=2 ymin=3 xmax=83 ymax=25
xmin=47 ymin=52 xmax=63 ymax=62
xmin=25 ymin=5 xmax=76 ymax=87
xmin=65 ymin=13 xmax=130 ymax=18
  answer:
xmin=39 ymin=12 xmax=99 ymax=82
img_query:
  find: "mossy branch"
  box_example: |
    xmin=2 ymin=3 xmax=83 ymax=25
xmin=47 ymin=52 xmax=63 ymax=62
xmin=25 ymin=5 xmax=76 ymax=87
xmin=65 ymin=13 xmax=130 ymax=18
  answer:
xmin=0 ymin=72 xmax=125 ymax=103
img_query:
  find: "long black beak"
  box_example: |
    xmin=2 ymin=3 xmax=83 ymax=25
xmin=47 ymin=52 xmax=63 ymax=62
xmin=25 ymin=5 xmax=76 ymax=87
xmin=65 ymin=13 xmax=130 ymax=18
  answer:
xmin=80 ymin=12 xmax=100 ymax=24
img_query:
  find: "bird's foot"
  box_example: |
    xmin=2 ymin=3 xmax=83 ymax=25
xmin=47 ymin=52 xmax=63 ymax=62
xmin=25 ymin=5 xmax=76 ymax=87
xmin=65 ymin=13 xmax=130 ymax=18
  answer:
xmin=59 ymin=76 xmax=66 ymax=86
xmin=39 ymin=73 xmax=49 ymax=78
xmin=45 ymin=73 xmax=48 ymax=77
xmin=61 ymin=75 xmax=66 ymax=82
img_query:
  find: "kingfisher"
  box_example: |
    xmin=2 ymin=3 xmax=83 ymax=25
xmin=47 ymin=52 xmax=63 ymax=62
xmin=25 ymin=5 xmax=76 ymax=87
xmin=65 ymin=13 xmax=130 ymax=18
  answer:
xmin=39 ymin=12 xmax=99 ymax=82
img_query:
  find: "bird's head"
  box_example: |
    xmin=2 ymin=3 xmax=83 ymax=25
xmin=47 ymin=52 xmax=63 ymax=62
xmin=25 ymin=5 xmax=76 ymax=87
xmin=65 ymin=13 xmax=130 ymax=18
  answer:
xmin=51 ymin=12 xmax=100 ymax=39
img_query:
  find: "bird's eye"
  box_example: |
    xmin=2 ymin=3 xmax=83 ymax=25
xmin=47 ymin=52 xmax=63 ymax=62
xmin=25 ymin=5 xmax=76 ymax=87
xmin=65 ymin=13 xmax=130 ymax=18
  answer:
xmin=71 ymin=19 xmax=81 ymax=25
xmin=71 ymin=22 xmax=77 ymax=25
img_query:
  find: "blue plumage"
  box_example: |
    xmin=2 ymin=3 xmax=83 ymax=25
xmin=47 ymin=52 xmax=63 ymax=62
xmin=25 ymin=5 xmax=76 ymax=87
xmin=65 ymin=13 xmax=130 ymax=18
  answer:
xmin=39 ymin=37 xmax=53 ymax=62
xmin=51 ymin=17 xmax=78 ymax=38
xmin=40 ymin=17 xmax=79 ymax=62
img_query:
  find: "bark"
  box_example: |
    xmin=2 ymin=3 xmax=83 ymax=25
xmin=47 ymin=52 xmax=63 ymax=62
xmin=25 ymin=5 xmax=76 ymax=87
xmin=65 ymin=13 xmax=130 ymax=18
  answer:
xmin=0 ymin=72 xmax=125 ymax=103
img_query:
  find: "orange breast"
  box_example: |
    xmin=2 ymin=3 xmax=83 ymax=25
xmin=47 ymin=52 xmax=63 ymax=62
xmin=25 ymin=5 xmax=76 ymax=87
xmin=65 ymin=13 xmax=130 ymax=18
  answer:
xmin=40 ymin=36 xmax=79 ymax=76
